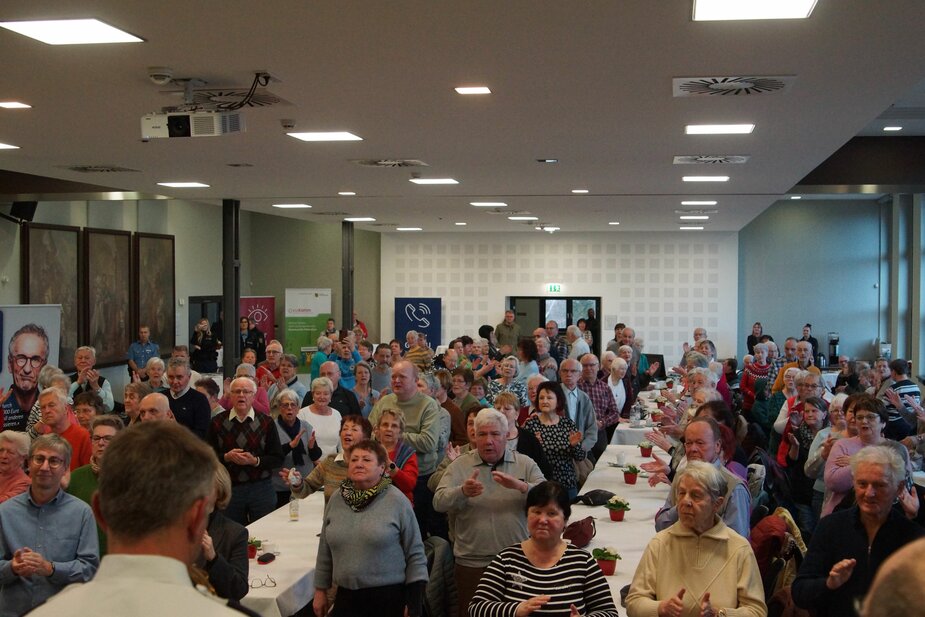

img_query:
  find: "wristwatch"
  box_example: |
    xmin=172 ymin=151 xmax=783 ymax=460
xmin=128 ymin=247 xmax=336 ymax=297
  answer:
xmin=717 ymin=609 xmax=726 ymax=617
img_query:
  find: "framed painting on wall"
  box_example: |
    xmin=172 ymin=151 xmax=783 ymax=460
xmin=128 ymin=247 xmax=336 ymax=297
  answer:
xmin=84 ymin=228 xmax=132 ymax=367
xmin=133 ymin=232 xmax=175 ymax=353
xmin=20 ymin=223 xmax=81 ymax=370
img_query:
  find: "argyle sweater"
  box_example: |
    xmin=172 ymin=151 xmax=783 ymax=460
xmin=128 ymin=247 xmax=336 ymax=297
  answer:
xmin=207 ymin=411 xmax=284 ymax=485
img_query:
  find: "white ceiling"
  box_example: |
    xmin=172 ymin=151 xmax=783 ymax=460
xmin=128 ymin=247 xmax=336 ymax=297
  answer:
xmin=1 ymin=1 xmax=925 ymax=232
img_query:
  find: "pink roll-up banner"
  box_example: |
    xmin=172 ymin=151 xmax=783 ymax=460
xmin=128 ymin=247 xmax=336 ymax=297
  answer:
xmin=240 ymin=296 xmax=276 ymax=342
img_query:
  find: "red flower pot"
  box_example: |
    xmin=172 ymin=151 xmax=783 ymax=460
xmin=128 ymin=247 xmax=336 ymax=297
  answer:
xmin=640 ymin=447 xmax=653 ymax=457
xmin=624 ymin=472 xmax=638 ymax=485
xmin=247 ymin=545 xmax=258 ymax=559
xmin=609 ymin=509 xmax=625 ymax=522
xmin=596 ymin=559 xmax=616 ymax=576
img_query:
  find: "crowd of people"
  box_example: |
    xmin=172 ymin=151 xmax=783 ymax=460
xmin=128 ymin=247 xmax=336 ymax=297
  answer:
xmin=1 ymin=313 xmax=924 ymax=617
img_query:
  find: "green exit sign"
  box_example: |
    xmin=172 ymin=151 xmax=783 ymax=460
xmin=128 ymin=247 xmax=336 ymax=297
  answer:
xmin=546 ymin=283 xmax=562 ymax=293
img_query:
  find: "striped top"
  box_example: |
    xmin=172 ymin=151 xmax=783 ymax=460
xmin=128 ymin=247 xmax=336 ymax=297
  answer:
xmin=469 ymin=543 xmax=619 ymax=617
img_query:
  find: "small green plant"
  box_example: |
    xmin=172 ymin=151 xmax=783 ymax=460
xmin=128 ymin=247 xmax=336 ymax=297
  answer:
xmin=624 ymin=464 xmax=640 ymax=474
xmin=638 ymin=440 xmax=653 ymax=449
xmin=604 ymin=495 xmax=630 ymax=511
xmin=591 ymin=547 xmax=621 ymax=561
xmin=247 ymin=537 xmax=262 ymax=549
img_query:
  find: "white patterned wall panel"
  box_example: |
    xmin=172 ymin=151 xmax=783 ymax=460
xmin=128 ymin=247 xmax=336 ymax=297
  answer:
xmin=380 ymin=232 xmax=738 ymax=368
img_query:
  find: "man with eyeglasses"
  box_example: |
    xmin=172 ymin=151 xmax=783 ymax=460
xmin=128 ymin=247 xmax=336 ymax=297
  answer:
xmin=558 ymin=359 xmax=599 ymax=458
xmin=207 ymin=377 xmax=283 ymax=525
xmin=68 ymin=415 xmax=125 ymax=556
xmin=577 ymin=354 xmax=617 ymax=459
xmin=28 ymin=422 xmax=242 ymax=616
xmin=3 ymin=323 xmax=49 ymax=432
xmin=0 ymin=433 xmax=99 ymax=616
xmin=39 ymin=388 xmax=91 ymax=470
xmin=257 ymin=340 xmax=284 ymax=384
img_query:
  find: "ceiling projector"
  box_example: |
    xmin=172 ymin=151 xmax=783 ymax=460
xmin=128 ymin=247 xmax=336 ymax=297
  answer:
xmin=141 ymin=110 xmax=244 ymax=139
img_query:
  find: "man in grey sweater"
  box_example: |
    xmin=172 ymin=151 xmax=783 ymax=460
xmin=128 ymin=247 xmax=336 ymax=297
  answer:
xmin=369 ymin=361 xmax=443 ymax=537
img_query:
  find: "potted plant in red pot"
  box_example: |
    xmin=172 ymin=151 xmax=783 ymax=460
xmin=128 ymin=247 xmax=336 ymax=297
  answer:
xmin=604 ymin=495 xmax=630 ymax=521
xmin=623 ymin=464 xmax=640 ymax=485
xmin=247 ymin=537 xmax=262 ymax=559
xmin=591 ymin=547 xmax=621 ymax=576
xmin=638 ymin=439 xmax=653 ymax=457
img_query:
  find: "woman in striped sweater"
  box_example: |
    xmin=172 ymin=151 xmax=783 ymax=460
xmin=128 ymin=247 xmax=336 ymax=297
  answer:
xmin=469 ymin=481 xmax=619 ymax=617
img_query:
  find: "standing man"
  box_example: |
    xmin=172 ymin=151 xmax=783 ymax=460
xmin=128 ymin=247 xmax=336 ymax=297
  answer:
xmin=0 ymin=434 xmax=99 ymax=616
xmin=545 ymin=320 xmax=570 ymax=364
xmin=882 ymin=359 xmax=921 ymax=440
xmin=771 ymin=340 xmax=820 ymax=394
xmin=138 ymin=392 xmax=175 ymax=423
xmin=207 ymin=377 xmax=283 ymax=525
xmin=258 ymin=340 xmax=283 ymax=385
xmin=558 ymin=359 xmax=599 ymax=457
xmin=3 ymin=324 xmax=49 ymax=432
xmin=165 ymin=358 xmax=212 ymax=439
xmin=29 ymin=422 xmax=242 ymax=616
xmin=495 ymin=310 xmax=521 ymax=353
xmin=566 ymin=325 xmax=590 ymax=360
xmin=300 ymin=361 xmax=361 ymax=416
xmin=39 ymin=389 xmax=91 ymax=470
xmin=69 ymin=346 xmax=114 ymax=412
xmin=370 ymin=344 xmax=393 ymax=393
xmin=577 ymin=354 xmax=618 ymax=458
xmin=126 ymin=325 xmax=158 ymax=380
xmin=369 ymin=361 xmax=443 ymax=535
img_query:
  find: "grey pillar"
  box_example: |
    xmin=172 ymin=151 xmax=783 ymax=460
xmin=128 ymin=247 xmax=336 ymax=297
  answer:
xmin=342 ymin=221 xmax=354 ymax=332
xmin=222 ymin=199 xmax=240 ymax=379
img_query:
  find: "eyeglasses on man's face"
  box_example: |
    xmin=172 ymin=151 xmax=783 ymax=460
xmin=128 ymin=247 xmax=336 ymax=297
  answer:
xmin=12 ymin=355 xmax=45 ymax=369
xmin=30 ymin=455 xmax=65 ymax=469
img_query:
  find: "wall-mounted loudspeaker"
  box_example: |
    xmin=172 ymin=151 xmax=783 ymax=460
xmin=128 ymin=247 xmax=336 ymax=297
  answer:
xmin=10 ymin=201 xmax=37 ymax=222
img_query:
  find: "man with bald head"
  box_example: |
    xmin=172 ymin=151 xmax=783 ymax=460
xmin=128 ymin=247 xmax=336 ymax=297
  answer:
xmin=138 ymin=393 xmax=174 ymax=422
xmin=862 ymin=537 xmax=925 ymax=617
xmin=207 ymin=377 xmax=283 ymax=525
xmin=299 ymin=360 xmax=361 ymax=416
xmin=771 ymin=339 xmax=820 ymax=394
xmin=370 ymin=360 xmax=443 ymax=536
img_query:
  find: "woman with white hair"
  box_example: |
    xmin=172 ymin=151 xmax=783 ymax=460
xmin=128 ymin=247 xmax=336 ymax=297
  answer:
xmin=0 ymin=431 xmax=31 ymax=502
xmin=145 ymin=357 xmax=168 ymax=392
xmin=607 ymin=357 xmax=633 ymax=439
xmin=627 ymin=461 xmax=765 ymax=617
xmin=310 ymin=335 xmax=333 ymax=381
xmin=486 ymin=356 xmax=529 ymax=408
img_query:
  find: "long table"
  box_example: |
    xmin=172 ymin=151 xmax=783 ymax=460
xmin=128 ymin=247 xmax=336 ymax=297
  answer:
xmin=574 ymin=444 xmax=671 ymax=601
xmin=241 ymin=445 xmax=669 ymax=616
xmin=242 ymin=492 xmax=326 ymax=617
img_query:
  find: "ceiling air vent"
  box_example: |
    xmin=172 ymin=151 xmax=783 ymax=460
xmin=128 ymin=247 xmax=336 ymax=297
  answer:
xmin=62 ymin=165 xmax=140 ymax=173
xmin=673 ymin=155 xmax=750 ymax=165
xmin=673 ymin=76 xmax=794 ymax=97
xmin=351 ymin=159 xmax=429 ymax=168
xmin=674 ymin=209 xmax=719 ymax=215
xmin=312 ymin=211 xmax=349 ymax=216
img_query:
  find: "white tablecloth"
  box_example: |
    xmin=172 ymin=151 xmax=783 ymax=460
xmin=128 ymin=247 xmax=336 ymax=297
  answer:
xmin=242 ymin=492 xmax=326 ymax=617
xmin=574 ymin=444 xmax=671 ymax=601
xmin=610 ymin=423 xmax=657 ymax=445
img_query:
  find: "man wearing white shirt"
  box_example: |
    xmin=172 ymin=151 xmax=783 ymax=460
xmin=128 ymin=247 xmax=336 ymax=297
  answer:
xmin=69 ymin=346 xmax=114 ymax=412
xmin=566 ymin=325 xmax=590 ymax=360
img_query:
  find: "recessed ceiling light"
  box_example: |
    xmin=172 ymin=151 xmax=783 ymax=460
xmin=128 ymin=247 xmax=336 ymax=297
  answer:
xmin=455 ymin=86 xmax=491 ymax=95
xmin=685 ymin=124 xmax=755 ymax=135
xmin=680 ymin=226 xmax=705 ymax=230
xmin=683 ymin=176 xmax=729 ymax=182
xmin=0 ymin=19 xmax=144 ymax=44
xmin=0 ymin=102 xmax=31 ymax=109
xmin=272 ymin=203 xmax=311 ymax=209
xmin=0 ymin=142 xmax=20 ymax=150
xmin=410 ymin=178 xmax=458 ymax=185
xmin=286 ymin=132 xmax=363 ymax=142
xmin=883 ymin=126 xmax=903 ymax=132
xmin=791 ymin=195 xmax=802 ymax=200
xmin=508 ymin=216 xmax=538 ymax=221
xmin=157 ymin=181 xmax=209 ymax=188
xmin=608 ymin=221 xmax=620 ymax=226
xmin=226 ymin=163 xmax=253 ymax=168
xmin=338 ymin=191 xmax=356 ymax=196
xmin=470 ymin=201 xmax=506 ymax=207
xmin=537 ymin=158 xmax=559 ymax=164
xmin=344 ymin=217 xmax=376 ymax=222
xmin=680 ymin=215 xmax=710 ymax=220
xmin=693 ymin=0 xmax=818 ymax=21
xmin=397 ymin=227 xmax=423 ymax=231
xmin=455 ymin=222 xmax=467 ymax=226
xmin=542 ymin=226 xmax=560 ymax=233
xmin=572 ymin=189 xmax=589 ymax=194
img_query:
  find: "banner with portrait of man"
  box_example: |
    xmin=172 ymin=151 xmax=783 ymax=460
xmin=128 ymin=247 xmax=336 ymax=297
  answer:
xmin=0 ymin=304 xmax=62 ymax=432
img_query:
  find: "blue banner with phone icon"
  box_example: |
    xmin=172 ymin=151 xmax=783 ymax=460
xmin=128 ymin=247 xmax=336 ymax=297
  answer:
xmin=394 ymin=298 xmax=441 ymax=350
